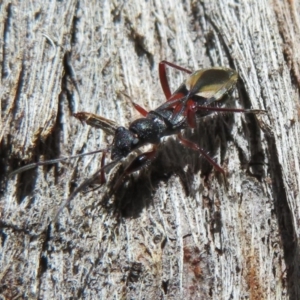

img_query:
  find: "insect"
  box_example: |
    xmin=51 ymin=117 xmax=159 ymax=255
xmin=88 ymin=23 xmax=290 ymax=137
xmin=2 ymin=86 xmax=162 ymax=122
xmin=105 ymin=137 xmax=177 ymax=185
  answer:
xmin=10 ymin=61 xmax=265 ymax=217
xmin=74 ymin=61 xmax=264 ymax=187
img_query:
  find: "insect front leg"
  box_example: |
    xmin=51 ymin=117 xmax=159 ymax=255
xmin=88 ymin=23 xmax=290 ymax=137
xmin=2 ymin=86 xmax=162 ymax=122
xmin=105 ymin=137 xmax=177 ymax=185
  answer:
xmin=113 ymin=147 xmax=157 ymax=190
xmin=73 ymin=112 xmax=118 ymax=135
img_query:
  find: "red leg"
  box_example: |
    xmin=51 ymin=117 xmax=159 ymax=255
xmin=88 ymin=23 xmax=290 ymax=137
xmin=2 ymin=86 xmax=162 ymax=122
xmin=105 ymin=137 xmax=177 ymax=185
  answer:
xmin=114 ymin=147 xmax=157 ymax=190
xmin=121 ymin=92 xmax=149 ymax=117
xmin=131 ymin=101 xmax=149 ymax=117
xmin=160 ymin=60 xmax=192 ymax=74
xmin=185 ymin=100 xmax=266 ymax=128
xmin=155 ymin=93 xmax=187 ymax=112
xmin=159 ymin=60 xmax=192 ymax=100
xmin=186 ymin=100 xmax=198 ymax=128
xmin=177 ymin=132 xmax=225 ymax=174
xmin=128 ymin=60 xmax=193 ymax=116
xmin=187 ymin=109 xmax=197 ymax=128
xmin=192 ymin=105 xmax=266 ymax=114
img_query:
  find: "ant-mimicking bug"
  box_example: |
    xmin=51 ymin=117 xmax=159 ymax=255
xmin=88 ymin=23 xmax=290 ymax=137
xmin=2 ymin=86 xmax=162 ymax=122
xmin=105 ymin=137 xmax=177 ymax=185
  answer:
xmin=10 ymin=60 xmax=265 ymax=217
xmin=74 ymin=61 xmax=265 ymax=187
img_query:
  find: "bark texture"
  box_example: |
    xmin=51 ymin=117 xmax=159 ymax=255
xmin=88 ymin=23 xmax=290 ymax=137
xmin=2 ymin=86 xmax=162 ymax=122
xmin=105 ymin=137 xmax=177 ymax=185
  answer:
xmin=1 ymin=0 xmax=300 ymax=299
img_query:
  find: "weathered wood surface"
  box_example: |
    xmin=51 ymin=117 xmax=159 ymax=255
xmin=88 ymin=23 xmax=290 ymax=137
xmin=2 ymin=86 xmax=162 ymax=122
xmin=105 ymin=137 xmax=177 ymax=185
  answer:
xmin=1 ymin=0 xmax=300 ymax=299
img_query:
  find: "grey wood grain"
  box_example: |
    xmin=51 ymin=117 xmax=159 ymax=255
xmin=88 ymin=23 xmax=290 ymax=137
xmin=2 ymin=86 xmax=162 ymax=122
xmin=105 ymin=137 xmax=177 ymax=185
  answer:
xmin=1 ymin=0 xmax=299 ymax=299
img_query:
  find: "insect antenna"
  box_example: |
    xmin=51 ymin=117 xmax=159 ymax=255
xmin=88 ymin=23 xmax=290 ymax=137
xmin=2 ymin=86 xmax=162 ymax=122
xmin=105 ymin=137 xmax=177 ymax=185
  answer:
xmin=10 ymin=147 xmax=122 ymax=221
xmin=9 ymin=147 xmax=111 ymax=177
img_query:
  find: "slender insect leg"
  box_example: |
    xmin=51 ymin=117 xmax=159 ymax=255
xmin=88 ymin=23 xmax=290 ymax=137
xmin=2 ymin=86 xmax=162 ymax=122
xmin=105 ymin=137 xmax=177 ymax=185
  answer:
xmin=185 ymin=100 xmax=197 ymax=128
xmin=130 ymin=60 xmax=193 ymax=116
xmin=188 ymin=99 xmax=266 ymax=114
xmin=100 ymin=151 xmax=107 ymax=184
xmin=177 ymin=99 xmax=202 ymax=129
xmin=177 ymin=132 xmax=225 ymax=174
xmin=193 ymin=105 xmax=266 ymax=114
xmin=131 ymin=101 xmax=149 ymax=117
xmin=160 ymin=60 xmax=192 ymax=74
xmin=185 ymin=100 xmax=266 ymax=128
xmin=121 ymin=93 xmax=149 ymax=117
xmin=114 ymin=147 xmax=157 ymax=190
xmin=73 ymin=112 xmax=118 ymax=135
xmin=159 ymin=60 xmax=192 ymax=100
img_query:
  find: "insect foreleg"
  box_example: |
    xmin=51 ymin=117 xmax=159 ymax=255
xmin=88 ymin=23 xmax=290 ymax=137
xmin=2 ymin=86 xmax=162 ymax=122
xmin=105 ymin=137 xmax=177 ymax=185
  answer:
xmin=113 ymin=147 xmax=157 ymax=190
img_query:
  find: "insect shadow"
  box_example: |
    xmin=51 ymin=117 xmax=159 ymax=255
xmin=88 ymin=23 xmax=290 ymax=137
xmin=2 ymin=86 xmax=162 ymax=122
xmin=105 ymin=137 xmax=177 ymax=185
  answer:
xmin=103 ymin=110 xmax=243 ymax=219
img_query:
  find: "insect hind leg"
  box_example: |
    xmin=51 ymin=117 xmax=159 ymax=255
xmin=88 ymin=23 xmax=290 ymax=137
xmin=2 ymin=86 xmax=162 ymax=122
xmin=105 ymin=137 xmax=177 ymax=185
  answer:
xmin=159 ymin=60 xmax=192 ymax=100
